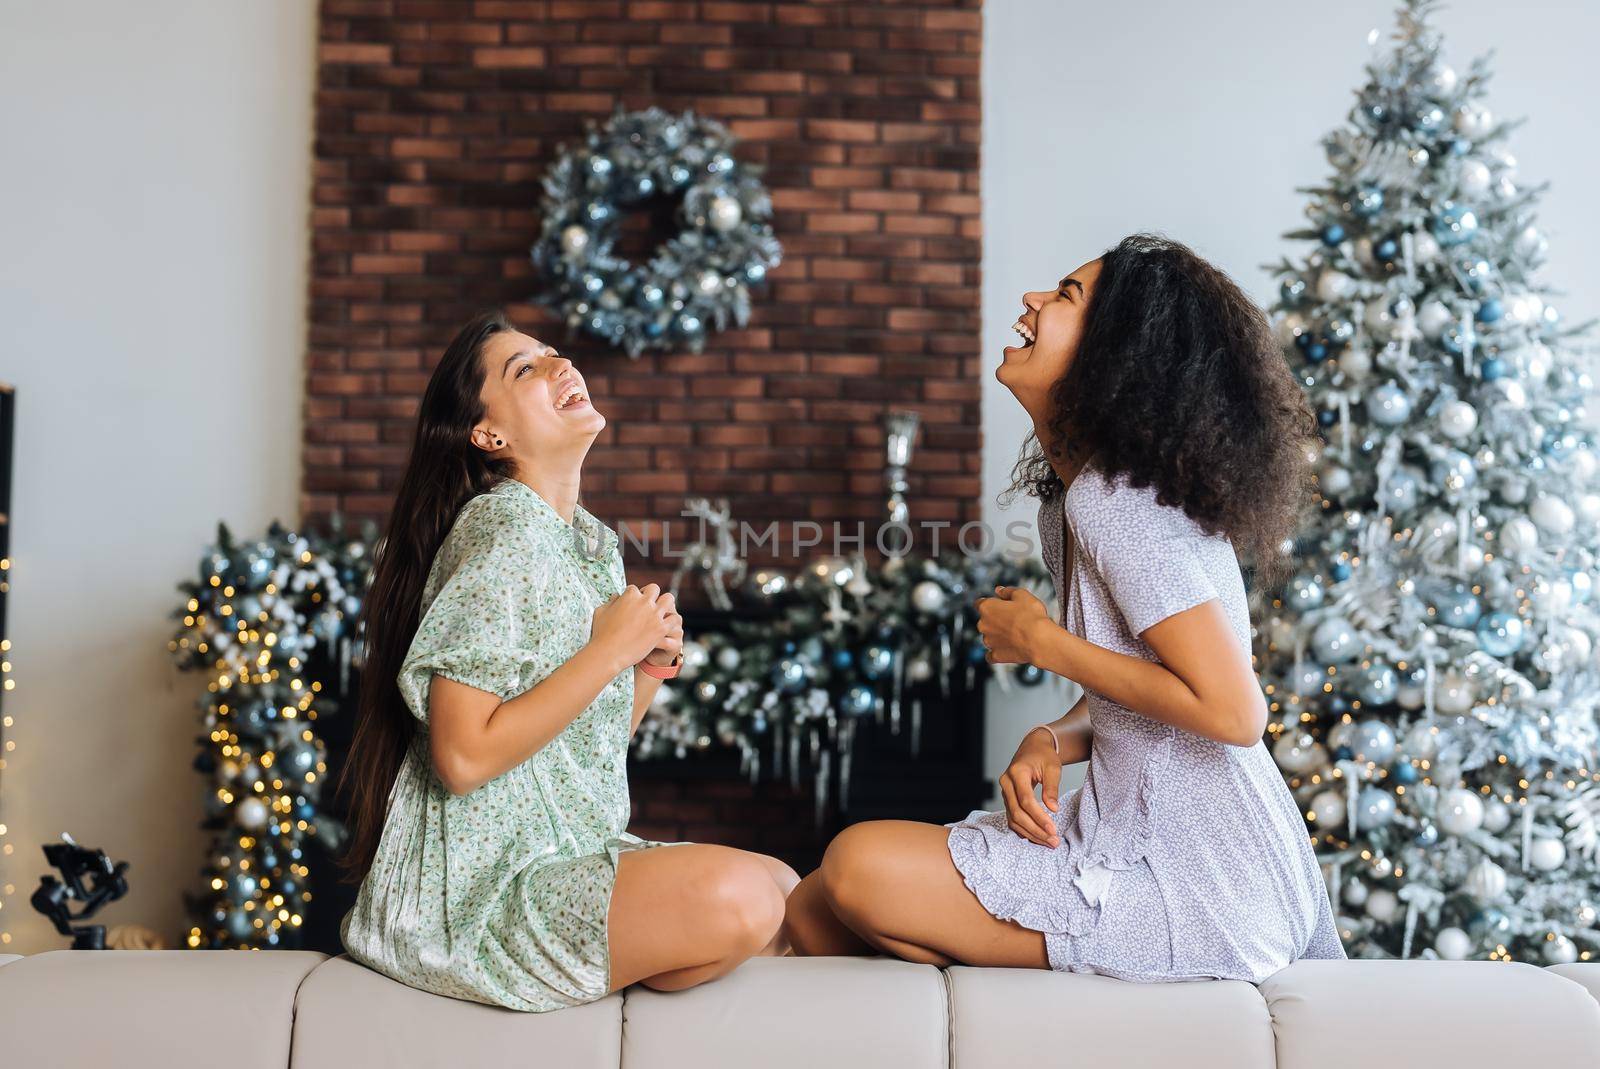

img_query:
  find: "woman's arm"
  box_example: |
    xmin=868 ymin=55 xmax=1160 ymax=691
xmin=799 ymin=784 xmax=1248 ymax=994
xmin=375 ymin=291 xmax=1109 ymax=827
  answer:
xmin=429 ymin=584 xmax=668 ymax=794
xmin=1023 ymin=596 xmax=1266 ymax=747
xmin=1042 ymin=692 xmax=1092 ymax=765
xmin=979 ymin=587 xmax=1265 ymax=747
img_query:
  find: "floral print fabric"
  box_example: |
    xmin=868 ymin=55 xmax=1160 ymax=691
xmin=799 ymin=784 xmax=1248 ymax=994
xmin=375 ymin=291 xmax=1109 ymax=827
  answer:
xmin=340 ymin=478 xmax=672 ymax=1011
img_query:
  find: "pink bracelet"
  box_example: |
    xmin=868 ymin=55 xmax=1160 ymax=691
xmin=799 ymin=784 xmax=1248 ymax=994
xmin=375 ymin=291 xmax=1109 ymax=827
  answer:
xmin=1029 ymin=723 xmax=1060 ymax=754
xmin=637 ymin=652 xmax=683 ymax=679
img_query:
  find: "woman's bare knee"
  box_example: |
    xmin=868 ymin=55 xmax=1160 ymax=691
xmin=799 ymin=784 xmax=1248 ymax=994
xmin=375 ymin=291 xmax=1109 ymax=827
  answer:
xmin=698 ymin=853 xmax=786 ymax=957
xmin=818 ymin=820 xmax=884 ymax=917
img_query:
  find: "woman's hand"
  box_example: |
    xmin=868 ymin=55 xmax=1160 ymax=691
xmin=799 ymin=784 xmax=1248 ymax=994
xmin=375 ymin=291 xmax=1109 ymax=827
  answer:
xmin=999 ymin=725 xmax=1063 ymax=848
xmin=590 ymin=583 xmax=672 ymax=673
xmin=643 ymin=592 xmax=684 ymax=667
xmin=975 ymin=585 xmax=1050 ymax=666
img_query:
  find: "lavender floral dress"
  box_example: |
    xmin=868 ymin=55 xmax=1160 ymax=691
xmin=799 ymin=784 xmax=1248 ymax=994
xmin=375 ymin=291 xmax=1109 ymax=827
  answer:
xmin=946 ymin=460 xmax=1346 ymax=982
xmin=340 ymin=478 xmax=674 ymax=1011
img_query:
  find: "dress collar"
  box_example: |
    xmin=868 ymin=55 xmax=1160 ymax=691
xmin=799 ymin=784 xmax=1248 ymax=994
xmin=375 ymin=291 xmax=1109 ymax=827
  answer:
xmin=490 ymin=478 xmax=616 ymax=560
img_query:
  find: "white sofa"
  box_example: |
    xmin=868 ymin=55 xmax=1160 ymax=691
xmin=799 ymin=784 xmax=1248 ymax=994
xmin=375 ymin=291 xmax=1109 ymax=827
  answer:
xmin=1 ymin=950 xmax=1597 ymax=1067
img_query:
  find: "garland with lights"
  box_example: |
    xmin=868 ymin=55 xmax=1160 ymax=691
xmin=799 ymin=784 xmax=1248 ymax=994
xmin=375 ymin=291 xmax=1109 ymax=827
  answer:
xmin=168 ymin=517 xmax=373 ymax=948
xmin=634 ymin=549 xmax=1054 ymax=824
xmin=530 ymin=105 xmax=782 ymax=357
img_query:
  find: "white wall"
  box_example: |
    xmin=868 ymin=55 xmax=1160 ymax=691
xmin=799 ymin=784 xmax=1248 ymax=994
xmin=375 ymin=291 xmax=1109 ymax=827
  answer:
xmin=979 ymin=0 xmax=1600 ymax=798
xmin=0 ymin=0 xmax=315 ymax=953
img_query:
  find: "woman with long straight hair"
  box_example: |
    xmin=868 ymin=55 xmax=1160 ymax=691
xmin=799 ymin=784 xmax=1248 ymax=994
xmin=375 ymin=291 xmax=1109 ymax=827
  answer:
xmin=334 ymin=310 xmax=798 ymax=1012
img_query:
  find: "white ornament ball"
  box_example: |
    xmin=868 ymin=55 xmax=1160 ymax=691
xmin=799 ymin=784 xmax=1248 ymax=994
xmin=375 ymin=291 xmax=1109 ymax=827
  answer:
xmin=1309 ymin=789 xmax=1346 ymax=830
xmin=560 ymin=224 xmax=591 ymax=255
xmin=911 ymin=580 xmax=947 ymax=613
xmin=1417 ymin=300 xmax=1454 ymax=337
xmin=1319 ymin=462 xmax=1353 ymax=497
xmin=1273 ymin=730 xmax=1326 ymax=774
xmin=1276 ymin=311 xmax=1307 ymax=348
xmin=1403 ymin=719 xmax=1440 ymax=757
xmin=1544 ymin=934 xmax=1579 ymax=965
xmin=1454 ymin=106 xmax=1493 ymax=138
xmin=1458 ymin=159 xmax=1492 ymax=196
xmin=1438 ymin=788 xmax=1485 ymax=836
xmin=1412 ymin=230 xmax=1442 ymax=264
xmin=1481 ymin=797 xmax=1511 ymax=833
xmin=1514 ymin=225 xmax=1547 ymax=257
xmin=1505 ymin=294 xmax=1536 ymax=325
xmin=1525 ymin=342 xmax=1552 ymax=380
xmin=1435 ymin=671 xmax=1475 ymax=715
xmin=1339 ymin=347 xmax=1374 ymax=381
xmin=708 ymin=194 xmax=743 ymax=233
xmin=1365 ymin=888 xmax=1400 ymax=923
xmin=1571 ymin=448 xmax=1598 ymax=485
xmin=1364 ymin=302 xmax=1393 ymax=335
xmin=1498 ymin=516 xmax=1540 ymax=558
xmin=1464 ymin=857 xmax=1507 ymax=903
xmin=237 ymin=796 xmax=270 ymax=831
xmin=1435 ymin=927 xmax=1473 ymax=960
xmin=1492 ymin=379 xmax=1527 ymax=410
xmin=1530 ymin=836 xmax=1567 ymax=872
xmin=1316 ymin=269 xmax=1355 ymax=303
xmin=1429 ymin=64 xmax=1459 ymax=94
xmin=1530 ymin=495 xmax=1575 ymax=537
xmin=1437 ymin=400 xmax=1478 ymax=440
xmin=1343 ymin=877 xmax=1369 ymax=908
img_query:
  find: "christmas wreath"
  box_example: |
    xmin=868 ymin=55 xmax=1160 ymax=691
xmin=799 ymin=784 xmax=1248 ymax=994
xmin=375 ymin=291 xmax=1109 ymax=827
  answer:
xmin=530 ymin=105 xmax=783 ymax=357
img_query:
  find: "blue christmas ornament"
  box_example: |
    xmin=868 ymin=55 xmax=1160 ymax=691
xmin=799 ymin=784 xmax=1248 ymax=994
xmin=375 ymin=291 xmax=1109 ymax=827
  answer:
xmin=1432 ymin=585 xmax=1482 ymax=628
xmin=1469 ymin=908 xmax=1511 ymax=938
xmin=1413 ymin=105 xmax=1445 ymax=135
xmin=1357 ymin=663 xmax=1398 ymax=707
xmin=1432 ymin=200 xmax=1479 ymax=246
xmin=1328 ymin=694 xmax=1351 ymax=715
xmin=1353 ymin=184 xmax=1384 ymax=217
xmin=860 ymin=644 xmax=895 ymax=680
xmin=967 ymin=642 xmax=988 ymax=664
xmin=1440 ymin=323 xmax=1477 ymax=355
xmin=1318 ymin=408 xmax=1337 ymax=428
xmin=1332 ymin=745 xmax=1354 ymax=762
xmin=830 ymin=648 xmax=855 ymax=671
xmin=1374 ymin=237 xmax=1399 ymax=261
xmin=1330 ymin=560 xmax=1352 ymax=582
xmin=1475 ymin=298 xmax=1503 ymax=323
xmin=842 ymin=684 xmax=876 ymax=717
xmin=1413 ymin=821 xmax=1437 ymax=847
xmin=1285 ymin=572 xmax=1325 ymax=611
xmin=1306 ymin=341 xmax=1328 ymax=361
xmin=781 ymin=640 xmax=798 ymax=654
xmin=1391 ymin=760 xmax=1420 ymax=786
xmin=1475 ymin=612 xmax=1525 ymax=657
xmin=1280 ymin=278 xmax=1308 ymax=306
xmin=773 ymin=657 xmax=807 ymax=693
xmin=1460 ymin=257 xmax=1494 ymax=292
xmin=1479 ymin=358 xmax=1507 ymax=381
xmin=1430 ymin=451 xmax=1477 ymax=494
xmin=1367 ymin=382 xmax=1412 ymax=426
xmin=1016 ymin=663 xmax=1045 ymax=686
xmin=1321 ymin=223 xmax=1346 ymax=246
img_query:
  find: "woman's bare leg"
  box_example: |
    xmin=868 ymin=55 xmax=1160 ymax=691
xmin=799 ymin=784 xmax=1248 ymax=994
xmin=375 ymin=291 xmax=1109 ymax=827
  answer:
xmin=814 ymin=819 xmax=1050 ymax=968
xmin=783 ymin=869 xmax=876 ymax=956
xmin=606 ymin=843 xmax=797 ymax=993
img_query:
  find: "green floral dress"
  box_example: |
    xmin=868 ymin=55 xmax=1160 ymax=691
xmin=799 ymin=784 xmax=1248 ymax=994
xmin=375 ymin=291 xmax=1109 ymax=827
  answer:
xmin=339 ymin=477 xmax=674 ymax=1012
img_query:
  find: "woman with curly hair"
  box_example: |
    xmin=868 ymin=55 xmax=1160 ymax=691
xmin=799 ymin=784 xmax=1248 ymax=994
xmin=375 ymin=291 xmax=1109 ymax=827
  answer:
xmin=783 ymin=232 xmax=1347 ymax=982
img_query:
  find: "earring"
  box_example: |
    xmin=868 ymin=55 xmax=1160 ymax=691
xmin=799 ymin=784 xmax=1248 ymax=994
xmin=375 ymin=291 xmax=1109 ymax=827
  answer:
xmin=493 ymin=437 xmax=504 ymax=447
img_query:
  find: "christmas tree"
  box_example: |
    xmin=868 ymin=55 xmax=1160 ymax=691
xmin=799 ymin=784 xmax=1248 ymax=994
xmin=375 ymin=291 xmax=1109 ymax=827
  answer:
xmin=1259 ymin=0 xmax=1600 ymax=964
xmin=168 ymin=518 xmax=371 ymax=948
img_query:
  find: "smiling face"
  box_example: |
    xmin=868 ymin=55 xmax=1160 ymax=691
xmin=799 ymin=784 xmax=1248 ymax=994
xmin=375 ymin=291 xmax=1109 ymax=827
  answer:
xmin=997 ymin=257 xmax=1102 ymax=417
xmin=469 ymin=330 xmax=605 ymax=463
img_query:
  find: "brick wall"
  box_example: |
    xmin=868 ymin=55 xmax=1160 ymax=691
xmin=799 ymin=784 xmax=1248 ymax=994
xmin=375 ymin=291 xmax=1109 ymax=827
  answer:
xmin=306 ymin=0 xmax=985 ymax=589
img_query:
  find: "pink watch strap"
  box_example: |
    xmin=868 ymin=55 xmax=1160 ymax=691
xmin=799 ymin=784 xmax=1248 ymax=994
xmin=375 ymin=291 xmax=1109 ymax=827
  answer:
xmin=637 ymin=652 xmax=684 ymax=679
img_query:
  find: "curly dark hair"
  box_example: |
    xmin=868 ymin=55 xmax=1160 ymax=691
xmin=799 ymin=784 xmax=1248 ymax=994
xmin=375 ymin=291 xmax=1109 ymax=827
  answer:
xmin=1001 ymin=232 xmax=1318 ymax=585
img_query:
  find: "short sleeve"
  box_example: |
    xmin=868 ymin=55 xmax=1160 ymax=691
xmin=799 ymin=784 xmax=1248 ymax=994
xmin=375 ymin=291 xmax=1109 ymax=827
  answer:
xmin=1070 ymin=474 xmax=1220 ymax=638
xmin=397 ymin=498 xmax=554 ymax=723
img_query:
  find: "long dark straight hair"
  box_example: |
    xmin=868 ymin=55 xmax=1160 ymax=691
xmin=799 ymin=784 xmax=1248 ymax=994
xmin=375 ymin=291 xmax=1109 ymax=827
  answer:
xmin=332 ymin=309 xmax=518 ymax=885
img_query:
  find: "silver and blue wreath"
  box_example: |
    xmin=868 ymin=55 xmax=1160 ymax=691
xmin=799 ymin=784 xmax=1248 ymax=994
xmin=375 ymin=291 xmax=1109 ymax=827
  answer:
xmin=531 ymin=106 xmax=783 ymax=358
